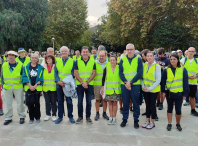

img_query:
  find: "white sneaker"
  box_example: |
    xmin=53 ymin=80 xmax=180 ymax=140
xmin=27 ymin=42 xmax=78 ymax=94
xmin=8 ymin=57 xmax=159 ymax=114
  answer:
xmin=44 ymin=115 xmax=51 ymax=121
xmin=142 ymin=121 xmax=149 ymax=128
xmin=52 ymin=116 xmax=57 ymax=122
xmin=140 ymin=105 xmax=143 ymax=110
xmin=146 ymin=122 xmax=155 ymax=129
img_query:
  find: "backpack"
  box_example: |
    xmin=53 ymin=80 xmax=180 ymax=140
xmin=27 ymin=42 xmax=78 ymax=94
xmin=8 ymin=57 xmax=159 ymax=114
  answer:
xmin=184 ymin=57 xmax=197 ymax=65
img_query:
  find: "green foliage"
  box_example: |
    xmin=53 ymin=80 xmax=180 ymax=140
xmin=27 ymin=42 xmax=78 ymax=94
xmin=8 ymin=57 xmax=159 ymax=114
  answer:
xmin=0 ymin=0 xmax=49 ymax=51
xmin=44 ymin=0 xmax=89 ymax=49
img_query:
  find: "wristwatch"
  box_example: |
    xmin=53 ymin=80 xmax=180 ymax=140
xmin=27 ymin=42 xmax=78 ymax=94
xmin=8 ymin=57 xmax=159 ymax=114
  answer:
xmin=86 ymin=81 xmax=89 ymax=84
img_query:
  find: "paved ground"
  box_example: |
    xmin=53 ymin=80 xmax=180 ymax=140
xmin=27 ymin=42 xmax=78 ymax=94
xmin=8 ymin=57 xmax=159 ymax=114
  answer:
xmin=0 ymin=92 xmax=198 ymax=146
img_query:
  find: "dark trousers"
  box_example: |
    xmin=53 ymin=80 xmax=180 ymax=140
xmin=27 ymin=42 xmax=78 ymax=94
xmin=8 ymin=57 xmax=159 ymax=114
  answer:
xmin=166 ymin=97 xmax=183 ymax=115
xmin=43 ymin=91 xmax=57 ymax=116
xmin=139 ymin=87 xmax=143 ymax=105
xmin=143 ymin=92 xmax=158 ymax=119
xmin=121 ymin=85 xmax=140 ymax=122
xmin=28 ymin=91 xmax=41 ymax=120
xmin=57 ymin=85 xmax=73 ymax=119
xmin=77 ymin=85 xmax=93 ymax=118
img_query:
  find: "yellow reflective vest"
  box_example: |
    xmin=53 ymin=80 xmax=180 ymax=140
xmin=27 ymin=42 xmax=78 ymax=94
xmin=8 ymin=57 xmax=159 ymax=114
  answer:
xmin=43 ymin=67 xmax=56 ymax=91
xmin=15 ymin=57 xmax=30 ymax=66
xmin=143 ymin=63 xmax=160 ymax=93
xmin=166 ymin=67 xmax=183 ymax=93
xmin=2 ymin=62 xmax=23 ymax=89
xmin=121 ymin=56 xmax=141 ymax=85
xmin=105 ymin=65 xmax=121 ymax=95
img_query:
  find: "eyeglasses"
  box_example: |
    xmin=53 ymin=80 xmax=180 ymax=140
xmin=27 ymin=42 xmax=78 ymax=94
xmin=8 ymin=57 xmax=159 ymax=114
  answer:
xmin=31 ymin=57 xmax=38 ymax=59
xmin=188 ymin=51 xmax=195 ymax=53
xmin=126 ymin=49 xmax=134 ymax=51
xmin=61 ymin=51 xmax=68 ymax=53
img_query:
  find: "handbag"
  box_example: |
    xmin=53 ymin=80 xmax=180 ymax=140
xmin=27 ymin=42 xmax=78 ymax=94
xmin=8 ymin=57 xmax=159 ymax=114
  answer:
xmin=25 ymin=90 xmax=35 ymax=106
xmin=100 ymin=67 xmax=108 ymax=99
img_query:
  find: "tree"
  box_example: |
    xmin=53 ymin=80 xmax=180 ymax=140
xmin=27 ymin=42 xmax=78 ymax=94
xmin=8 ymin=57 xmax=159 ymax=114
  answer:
xmin=0 ymin=0 xmax=49 ymax=53
xmin=44 ymin=0 xmax=89 ymax=49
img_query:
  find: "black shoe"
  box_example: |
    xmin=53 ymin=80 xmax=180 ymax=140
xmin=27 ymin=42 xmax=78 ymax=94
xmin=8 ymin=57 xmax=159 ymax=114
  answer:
xmin=142 ymin=112 xmax=146 ymax=116
xmin=134 ymin=121 xmax=139 ymax=129
xmin=19 ymin=118 xmax=25 ymax=124
xmin=129 ymin=106 xmax=133 ymax=112
xmin=103 ymin=113 xmax=109 ymax=120
xmin=120 ymin=120 xmax=127 ymax=127
xmin=76 ymin=117 xmax=83 ymax=124
xmin=155 ymin=116 xmax=159 ymax=121
xmin=167 ymin=124 xmax=172 ymax=131
xmin=94 ymin=113 xmax=100 ymax=121
xmin=158 ymin=103 xmax=163 ymax=110
xmin=191 ymin=110 xmax=198 ymax=117
xmin=4 ymin=120 xmax=12 ymax=125
xmin=86 ymin=117 xmax=93 ymax=124
xmin=176 ymin=123 xmax=182 ymax=131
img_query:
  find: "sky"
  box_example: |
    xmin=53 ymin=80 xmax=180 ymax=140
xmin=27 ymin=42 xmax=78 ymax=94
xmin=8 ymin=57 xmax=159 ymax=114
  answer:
xmin=87 ymin=0 xmax=108 ymax=26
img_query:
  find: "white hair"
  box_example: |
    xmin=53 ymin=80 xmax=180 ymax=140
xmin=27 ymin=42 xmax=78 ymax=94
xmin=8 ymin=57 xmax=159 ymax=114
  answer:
xmin=126 ymin=43 xmax=135 ymax=49
xmin=60 ymin=46 xmax=69 ymax=52
xmin=75 ymin=50 xmax=80 ymax=53
xmin=32 ymin=53 xmax=39 ymax=60
xmin=47 ymin=47 xmax=54 ymax=52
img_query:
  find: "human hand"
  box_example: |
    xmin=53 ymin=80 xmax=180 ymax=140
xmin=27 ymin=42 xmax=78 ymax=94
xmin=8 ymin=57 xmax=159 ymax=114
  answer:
xmin=58 ymin=81 xmax=65 ymax=87
xmin=82 ymin=82 xmax=88 ymax=89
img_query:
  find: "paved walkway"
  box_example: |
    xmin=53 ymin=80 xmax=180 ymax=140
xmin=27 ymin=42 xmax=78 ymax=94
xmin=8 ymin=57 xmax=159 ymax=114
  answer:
xmin=0 ymin=92 xmax=198 ymax=146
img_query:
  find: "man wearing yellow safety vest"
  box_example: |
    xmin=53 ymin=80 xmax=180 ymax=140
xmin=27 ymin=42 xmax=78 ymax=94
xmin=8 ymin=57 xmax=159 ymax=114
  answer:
xmin=73 ymin=50 xmax=81 ymax=61
xmin=90 ymin=47 xmax=97 ymax=60
xmin=74 ymin=46 xmax=96 ymax=124
xmin=15 ymin=48 xmax=30 ymax=66
xmin=119 ymin=43 xmax=143 ymax=128
xmin=54 ymin=46 xmax=76 ymax=124
xmin=94 ymin=50 xmax=110 ymax=121
xmin=177 ymin=50 xmax=185 ymax=61
xmin=180 ymin=47 xmax=198 ymax=116
xmin=1 ymin=51 xmax=26 ymax=125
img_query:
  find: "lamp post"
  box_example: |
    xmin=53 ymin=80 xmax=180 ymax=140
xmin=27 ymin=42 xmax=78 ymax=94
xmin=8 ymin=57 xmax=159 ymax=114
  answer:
xmin=52 ymin=37 xmax=55 ymax=50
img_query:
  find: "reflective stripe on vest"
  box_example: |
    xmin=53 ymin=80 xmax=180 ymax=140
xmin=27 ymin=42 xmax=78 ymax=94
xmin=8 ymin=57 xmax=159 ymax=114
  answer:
xmin=56 ymin=58 xmax=73 ymax=81
xmin=2 ymin=62 xmax=23 ymax=90
xmin=43 ymin=68 xmax=56 ymax=91
xmin=143 ymin=63 xmax=160 ymax=93
xmin=166 ymin=67 xmax=183 ymax=93
xmin=121 ymin=56 xmax=140 ymax=85
xmin=105 ymin=65 xmax=121 ymax=95
xmin=24 ymin=66 xmax=43 ymax=91
xmin=94 ymin=62 xmax=110 ymax=86
xmin=76 ymin=58 xmax=95 ymax=85
xmin=184 ymin=58 xmax=198 ymax=84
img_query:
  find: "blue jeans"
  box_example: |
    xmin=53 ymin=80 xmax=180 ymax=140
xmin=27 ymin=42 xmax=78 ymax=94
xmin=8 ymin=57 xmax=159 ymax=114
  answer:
xmin=121 ymin=84 xmax=140 ymax=122
xmin=196 ymin=91 xmax=198 ymax=103
xmin=77 ymin=85 xmax=93 ymax=118
xmin=56 ymin=85 xmax=73 ymax=119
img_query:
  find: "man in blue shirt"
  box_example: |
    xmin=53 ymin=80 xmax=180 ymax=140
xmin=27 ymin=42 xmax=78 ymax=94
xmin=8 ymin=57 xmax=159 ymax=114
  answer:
xmin=119 ymin=43 xmax=143 ymax=129
xmin=54 ymin=46 xmax=75 ymax=124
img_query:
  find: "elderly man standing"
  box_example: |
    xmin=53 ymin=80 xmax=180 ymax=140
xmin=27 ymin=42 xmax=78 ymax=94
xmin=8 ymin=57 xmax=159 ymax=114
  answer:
xmin=74 ymin=46 xmax=96 ymax=124
xmin=15 ymin=48 xmax=30 ymax=66
xmin=73 ymin=50 xmax=81 ymax=61
xmin=54 ymin=46 xmax=75 ymax=124
xmin=119 ymin=43 xmax=143 ymax=128
xmin=1 ymin=51 xmax=26 ymax=125
xmin=94 ymin=50 xmax=110 ymax=121
xmin=90 ymin=47 xmax=97 ymax=60
xmin=177 ymin=50 xmax=184 ymax=61
xmin=181 ymin=47 xmax=198 ymax=116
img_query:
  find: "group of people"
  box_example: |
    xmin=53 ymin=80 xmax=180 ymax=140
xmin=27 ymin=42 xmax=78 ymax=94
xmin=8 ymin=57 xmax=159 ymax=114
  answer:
xmin=0 ymin=44 xmax=197 ymax=132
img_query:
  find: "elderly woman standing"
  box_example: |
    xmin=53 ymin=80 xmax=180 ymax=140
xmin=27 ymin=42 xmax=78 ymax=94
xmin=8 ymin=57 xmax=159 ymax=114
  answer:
xmin=22 ymin=53 xmax=43 ymax=124
xmin=101 ymin=56 xmax=121 ymax=125
xmin=43 ymin=54 xmax=57 ymax=122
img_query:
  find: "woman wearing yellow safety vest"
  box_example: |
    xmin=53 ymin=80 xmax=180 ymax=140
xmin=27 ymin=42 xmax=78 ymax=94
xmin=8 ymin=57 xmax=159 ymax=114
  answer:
xmin=141 ymin=51 xmax=161 ymax=129
xmin=101 ymin=56 xmax=121 ymax=125
xmin=42 ymin=55 xmax=57 ymax=122
xmin=161 ymin=54 xmax=189 ymax=131
xmin=22 ymin=53 xmax=43 ymax=124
